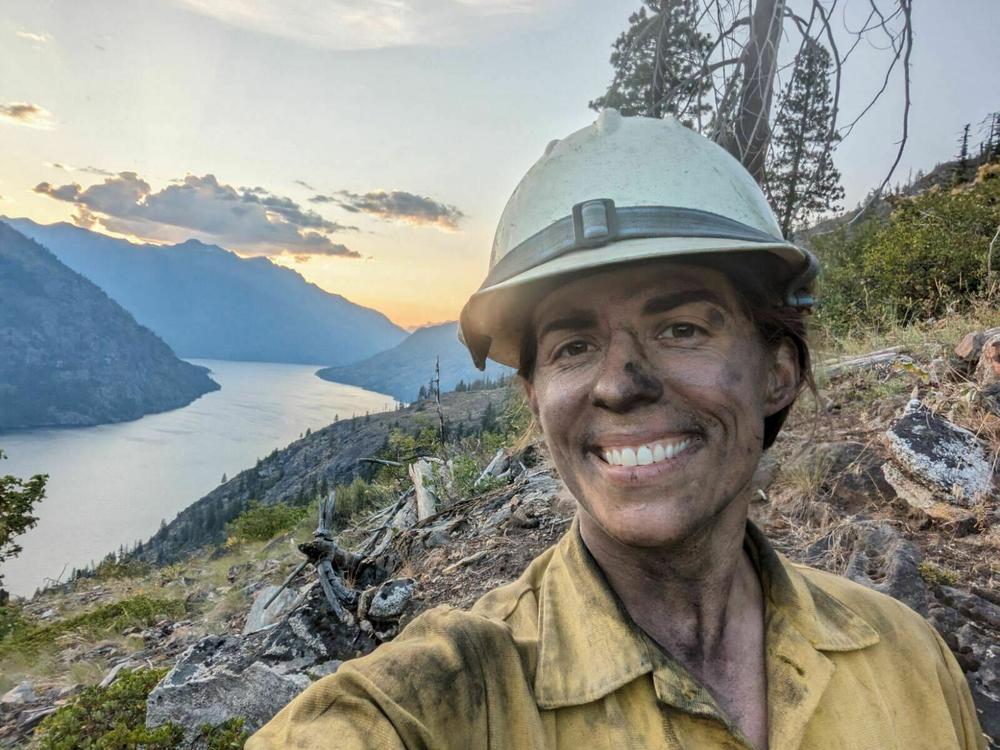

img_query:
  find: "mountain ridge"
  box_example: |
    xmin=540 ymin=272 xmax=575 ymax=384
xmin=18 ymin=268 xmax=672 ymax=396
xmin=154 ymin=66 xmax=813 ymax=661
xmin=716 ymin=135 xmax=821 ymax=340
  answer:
xmin=0 ymin=222 xmax=219 ymax=431
xmin=317 ymin=321 xmax=512 ymax=402
xmin=2 ymin=218 xmax=407 ymax=366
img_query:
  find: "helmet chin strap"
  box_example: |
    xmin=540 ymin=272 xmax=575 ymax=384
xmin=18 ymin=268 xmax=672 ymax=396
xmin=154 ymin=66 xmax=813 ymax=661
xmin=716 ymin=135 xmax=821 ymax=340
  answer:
xmin=480 ymin=199 xmax=818 ymax=309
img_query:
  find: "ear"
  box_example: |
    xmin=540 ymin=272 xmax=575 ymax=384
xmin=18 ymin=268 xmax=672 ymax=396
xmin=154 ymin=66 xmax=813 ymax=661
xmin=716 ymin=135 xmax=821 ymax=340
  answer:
xmin=519 ymin=374 xmax=540 ymax=420
xmin=763 ymin=338 xmax=800 ymax=418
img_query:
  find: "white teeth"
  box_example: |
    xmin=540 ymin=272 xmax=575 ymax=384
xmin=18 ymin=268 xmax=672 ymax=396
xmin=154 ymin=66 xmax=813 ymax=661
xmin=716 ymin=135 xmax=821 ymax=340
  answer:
xmin=600 ymin=438 xmax=691 ymax=466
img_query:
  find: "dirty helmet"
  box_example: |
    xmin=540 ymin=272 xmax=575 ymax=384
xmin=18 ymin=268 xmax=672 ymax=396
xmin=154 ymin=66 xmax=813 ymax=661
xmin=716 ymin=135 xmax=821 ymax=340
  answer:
xmin=458 ymin=109 xmax=819 ymax=370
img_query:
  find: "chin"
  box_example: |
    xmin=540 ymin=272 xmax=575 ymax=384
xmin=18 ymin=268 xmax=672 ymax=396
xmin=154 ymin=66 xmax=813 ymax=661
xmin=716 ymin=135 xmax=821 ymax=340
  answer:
xmin=582 ymin=500 xmax=708 ymax=550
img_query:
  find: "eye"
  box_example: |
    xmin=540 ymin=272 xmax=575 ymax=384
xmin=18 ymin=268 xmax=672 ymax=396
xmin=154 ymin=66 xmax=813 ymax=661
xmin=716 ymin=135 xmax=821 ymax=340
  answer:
xmin=658 ymin=323 xmax=704 ymax=339
xmin=554 ymin=340 xmax=595 ymax=359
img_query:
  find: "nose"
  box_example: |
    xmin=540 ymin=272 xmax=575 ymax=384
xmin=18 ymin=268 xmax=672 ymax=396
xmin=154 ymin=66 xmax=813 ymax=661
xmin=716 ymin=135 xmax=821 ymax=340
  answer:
xmin=590 ymin=330 xmax=663 ymax=412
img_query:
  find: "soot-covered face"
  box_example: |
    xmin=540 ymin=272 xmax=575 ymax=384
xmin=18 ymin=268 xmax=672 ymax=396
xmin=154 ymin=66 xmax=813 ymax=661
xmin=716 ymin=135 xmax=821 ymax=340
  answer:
xmin=521 ymin=261 xmax=799 ymax=549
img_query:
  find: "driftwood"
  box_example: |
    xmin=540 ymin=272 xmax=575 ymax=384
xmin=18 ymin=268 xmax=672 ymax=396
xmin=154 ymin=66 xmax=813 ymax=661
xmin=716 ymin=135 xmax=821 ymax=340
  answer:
xmin=408 ymin=459 xmax=440 ymax=521
xmin=263 ymin=491 xmax=363 ymax=620
xmin=820 ymin=347 xmax=910 ymax=378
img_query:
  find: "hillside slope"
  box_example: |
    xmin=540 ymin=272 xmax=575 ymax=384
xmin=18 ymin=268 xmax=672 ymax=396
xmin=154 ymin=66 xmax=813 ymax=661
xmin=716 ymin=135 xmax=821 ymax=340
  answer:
xmin=0 ymin=223 xmax=219 ymax=431
xmin=2 ymin=218 xmax=406 ymax=366
xmin=317 ymin=321 xmax=512 ymax=402
xmin=2 ymin=318 xmax=999 ymax=747
xmin=135 ymin=387 xmax=507 ymax=564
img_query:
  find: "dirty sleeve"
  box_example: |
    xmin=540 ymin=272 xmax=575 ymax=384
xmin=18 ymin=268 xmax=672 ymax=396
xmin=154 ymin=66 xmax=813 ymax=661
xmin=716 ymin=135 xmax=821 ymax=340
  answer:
xmin=245 ymin=605 xmax=529 ymax=750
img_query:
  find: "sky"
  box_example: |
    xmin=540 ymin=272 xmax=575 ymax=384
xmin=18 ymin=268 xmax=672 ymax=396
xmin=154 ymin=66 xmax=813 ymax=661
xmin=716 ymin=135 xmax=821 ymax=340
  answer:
xmin=1 ymin=0 xmax=998 ymax=329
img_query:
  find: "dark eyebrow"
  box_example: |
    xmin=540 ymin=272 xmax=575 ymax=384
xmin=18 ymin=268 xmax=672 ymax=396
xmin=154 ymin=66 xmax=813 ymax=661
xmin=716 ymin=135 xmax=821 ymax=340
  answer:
xmin=641 ymin=289 xmax=731 ymax=317
xmin=536 ymin=312 xmax=598 ymax=340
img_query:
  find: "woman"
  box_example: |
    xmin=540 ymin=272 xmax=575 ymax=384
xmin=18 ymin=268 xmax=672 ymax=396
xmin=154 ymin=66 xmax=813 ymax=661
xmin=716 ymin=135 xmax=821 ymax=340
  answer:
xmin=249 ymin=111 xmax=984 ymax=749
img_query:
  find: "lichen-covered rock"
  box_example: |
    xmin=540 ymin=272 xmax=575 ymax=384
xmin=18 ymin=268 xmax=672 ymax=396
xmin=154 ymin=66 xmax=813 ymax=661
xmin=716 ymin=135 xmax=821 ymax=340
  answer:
xmin=146 ymin=635 xmax=307 ymax=747
xmin=928 ymin=588 xmax=1000 ymax=744
xmin=885 ymin=400 xmax=994 ymax=506
xmin=147 ymin=583 xmax=380 ymax=747
xmin=843 ymin=522 xmax=929 ymax=615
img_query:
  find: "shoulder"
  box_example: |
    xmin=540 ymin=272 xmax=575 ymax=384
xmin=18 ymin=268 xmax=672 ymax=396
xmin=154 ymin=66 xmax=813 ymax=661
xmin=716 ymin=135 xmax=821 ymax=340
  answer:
xmin=344 ymin=541 xmax=559 ymax=684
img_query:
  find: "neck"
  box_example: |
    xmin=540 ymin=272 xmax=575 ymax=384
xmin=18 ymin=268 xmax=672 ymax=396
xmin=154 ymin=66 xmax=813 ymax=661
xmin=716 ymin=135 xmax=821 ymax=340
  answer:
xmin=578 ymin=494 xmax=761 ymax=670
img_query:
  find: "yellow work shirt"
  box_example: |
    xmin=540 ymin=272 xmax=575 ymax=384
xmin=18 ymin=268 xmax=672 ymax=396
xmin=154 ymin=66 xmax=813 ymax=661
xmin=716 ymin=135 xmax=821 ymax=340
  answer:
xmin=248 ymin=520 xmax=986 ymax=749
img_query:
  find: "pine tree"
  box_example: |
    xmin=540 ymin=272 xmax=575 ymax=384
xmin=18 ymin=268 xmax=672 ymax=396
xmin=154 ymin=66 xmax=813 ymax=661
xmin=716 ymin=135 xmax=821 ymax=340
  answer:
xmin=220 ymin=472 xmax=227 ymax=484
xmin=590 ymin=0 xmax=713 ymax=125
xmin=954 ymin=123 xmax=971 ymax=183
xmin=764 ymin=42 xmax=844 ymax=237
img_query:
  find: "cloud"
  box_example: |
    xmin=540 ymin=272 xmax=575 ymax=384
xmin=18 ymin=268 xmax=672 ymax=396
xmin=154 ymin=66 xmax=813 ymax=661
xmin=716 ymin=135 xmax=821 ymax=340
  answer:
xmin=167 ymin=0 xmax=566 ymax=50
xmin=16 ymin=31 xmax=51 ymax=44
xmin=294 ymin=179 xmax=316 ymax=191
xmin=34 ymin=171 xmax=361 ymax=258
xmin=323 ymin=189 xmax=464 ymax=230
xmin=48 ymin=162 xmax=118 ymax=177
xmin=0 ymin=102 xmax=54 ymax=129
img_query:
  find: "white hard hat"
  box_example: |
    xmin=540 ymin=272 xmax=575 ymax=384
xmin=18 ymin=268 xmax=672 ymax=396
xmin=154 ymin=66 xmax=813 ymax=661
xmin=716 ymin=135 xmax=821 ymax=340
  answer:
xmin=459 ymin=109 xmax=819 ymax=370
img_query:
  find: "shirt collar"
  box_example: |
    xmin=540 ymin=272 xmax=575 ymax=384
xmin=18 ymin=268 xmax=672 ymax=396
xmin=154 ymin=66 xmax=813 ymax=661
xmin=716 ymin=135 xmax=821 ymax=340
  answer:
xmin=533 ymin=516 xmax=880 ymax=710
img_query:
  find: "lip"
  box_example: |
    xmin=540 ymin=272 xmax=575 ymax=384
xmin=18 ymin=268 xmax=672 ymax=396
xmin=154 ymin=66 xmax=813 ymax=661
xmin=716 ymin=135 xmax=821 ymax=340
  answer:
xmin=587 ymin=436 xmax=700 ymax=484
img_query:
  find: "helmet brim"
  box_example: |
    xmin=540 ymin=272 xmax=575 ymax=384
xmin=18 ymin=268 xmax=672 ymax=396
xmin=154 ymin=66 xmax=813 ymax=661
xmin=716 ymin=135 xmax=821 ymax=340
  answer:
xmin=459 ymin=236 xmax=809 ymax=370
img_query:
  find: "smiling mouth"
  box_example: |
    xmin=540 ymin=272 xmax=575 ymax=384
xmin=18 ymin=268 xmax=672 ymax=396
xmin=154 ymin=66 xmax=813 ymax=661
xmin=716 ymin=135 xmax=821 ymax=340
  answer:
xmin=596 ymin=436 xmax=694 ymax=467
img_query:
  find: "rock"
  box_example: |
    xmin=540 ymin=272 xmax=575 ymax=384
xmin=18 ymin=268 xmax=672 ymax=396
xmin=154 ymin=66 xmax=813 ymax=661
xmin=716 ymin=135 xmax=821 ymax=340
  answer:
xmin=256 ymin=583 xmax=377 ymax=672
xmin=146 ymin=583 xmax=380 ymax=745
xmin=99 ymin=660 xmax=132 ymax=689
xmin=885 ymin=400 xmax=994 ymax=507
xmin=927 ymin=589 xmax=1000 ymax=746
xmin=146 ymin=637 xmax=307 ymax=746
xmin=306 ymin=660 xmax=342 ymax=680
xmin=984 ymin=383 xmax=1000 ymax=418
xmin=843 ymin=522 xmax=929 ymax=615
xmin=882 ymin=463 xmax=978 ymax=531
xmin=975 ymin=333 xmax=1000 ymax=386
xmin=1 ymin=681 xmax=35 ymax=709
xmin=18 ymin=706 xmax=57 ymax=730
xmin=364 ymin=578 xmax=415 ymax=621
xmin=955 ymin=331 xmax=986 ymax=362
xmin=242 ymin=584 xmax=305 ymax=635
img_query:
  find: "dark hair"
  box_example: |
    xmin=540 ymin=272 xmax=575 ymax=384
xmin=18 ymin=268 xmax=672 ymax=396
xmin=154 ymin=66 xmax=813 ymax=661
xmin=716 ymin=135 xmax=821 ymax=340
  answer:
xmin=515 ymin=253 xmax=815 ymax=451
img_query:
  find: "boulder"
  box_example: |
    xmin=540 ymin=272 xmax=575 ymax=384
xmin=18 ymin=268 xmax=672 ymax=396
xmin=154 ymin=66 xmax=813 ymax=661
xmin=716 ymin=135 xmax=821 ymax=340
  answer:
xmin=843 ymin=522 xmax=929 ymax=615
xmin=0 ymin=681 xmax=35 ymax=710
xmin=147 ymin=583 xmax=380 ymax=746
xmin=146 ymin=636 xmax=307 ymax=747
xmin=928 ymin=588 xmax=1000 ymax=745
xmin=955 ymin=331 xmax=987 ymax=363
xmin=882 ymin=463 xmax=978 ymax=530
xmin=242 ymin=584 xmax=306 ymax=635
xmin=885 ymin=400 xmax=994 ymax=507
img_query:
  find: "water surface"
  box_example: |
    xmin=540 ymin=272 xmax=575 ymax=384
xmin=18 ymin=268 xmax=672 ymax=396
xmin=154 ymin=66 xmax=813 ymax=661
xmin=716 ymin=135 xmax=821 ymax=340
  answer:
xmin=0 ymin=360 xmax=396 ymax=597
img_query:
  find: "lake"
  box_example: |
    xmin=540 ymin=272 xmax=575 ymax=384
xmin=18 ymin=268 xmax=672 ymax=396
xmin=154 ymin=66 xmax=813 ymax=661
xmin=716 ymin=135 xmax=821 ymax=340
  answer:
xmin=0 ymin=360 xmax=397 ymax=598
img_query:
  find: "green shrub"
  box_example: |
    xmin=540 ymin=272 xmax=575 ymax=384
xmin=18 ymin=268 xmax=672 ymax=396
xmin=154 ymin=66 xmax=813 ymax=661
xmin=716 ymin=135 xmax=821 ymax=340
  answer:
xmin=333 ymin=477 xmax=393 ymax=525
xmin=33 ymin=667 xmax=183 ymax=750
xmin=0 ymin=595 xmax=184 ymax=658
xmin=199 ymin=717 xmax=251 ymax=750
xmin=0 ymin=603 xmax=24 ymax=641
xmin=812 ymin=173 xmax=1000 ymax=335
xmin=226 ymin=500 xmax=308 ymax=545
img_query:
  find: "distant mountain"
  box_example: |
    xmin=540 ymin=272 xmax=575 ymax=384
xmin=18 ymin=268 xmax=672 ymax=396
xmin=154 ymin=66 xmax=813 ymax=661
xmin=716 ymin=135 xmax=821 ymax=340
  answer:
xmin=0 ymin=223 xmax=219 ymax=431
xmin=3 ymin=218 xmax=407 ymax=365
xmin=317 ymin=322 xmax=512 ymax=402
